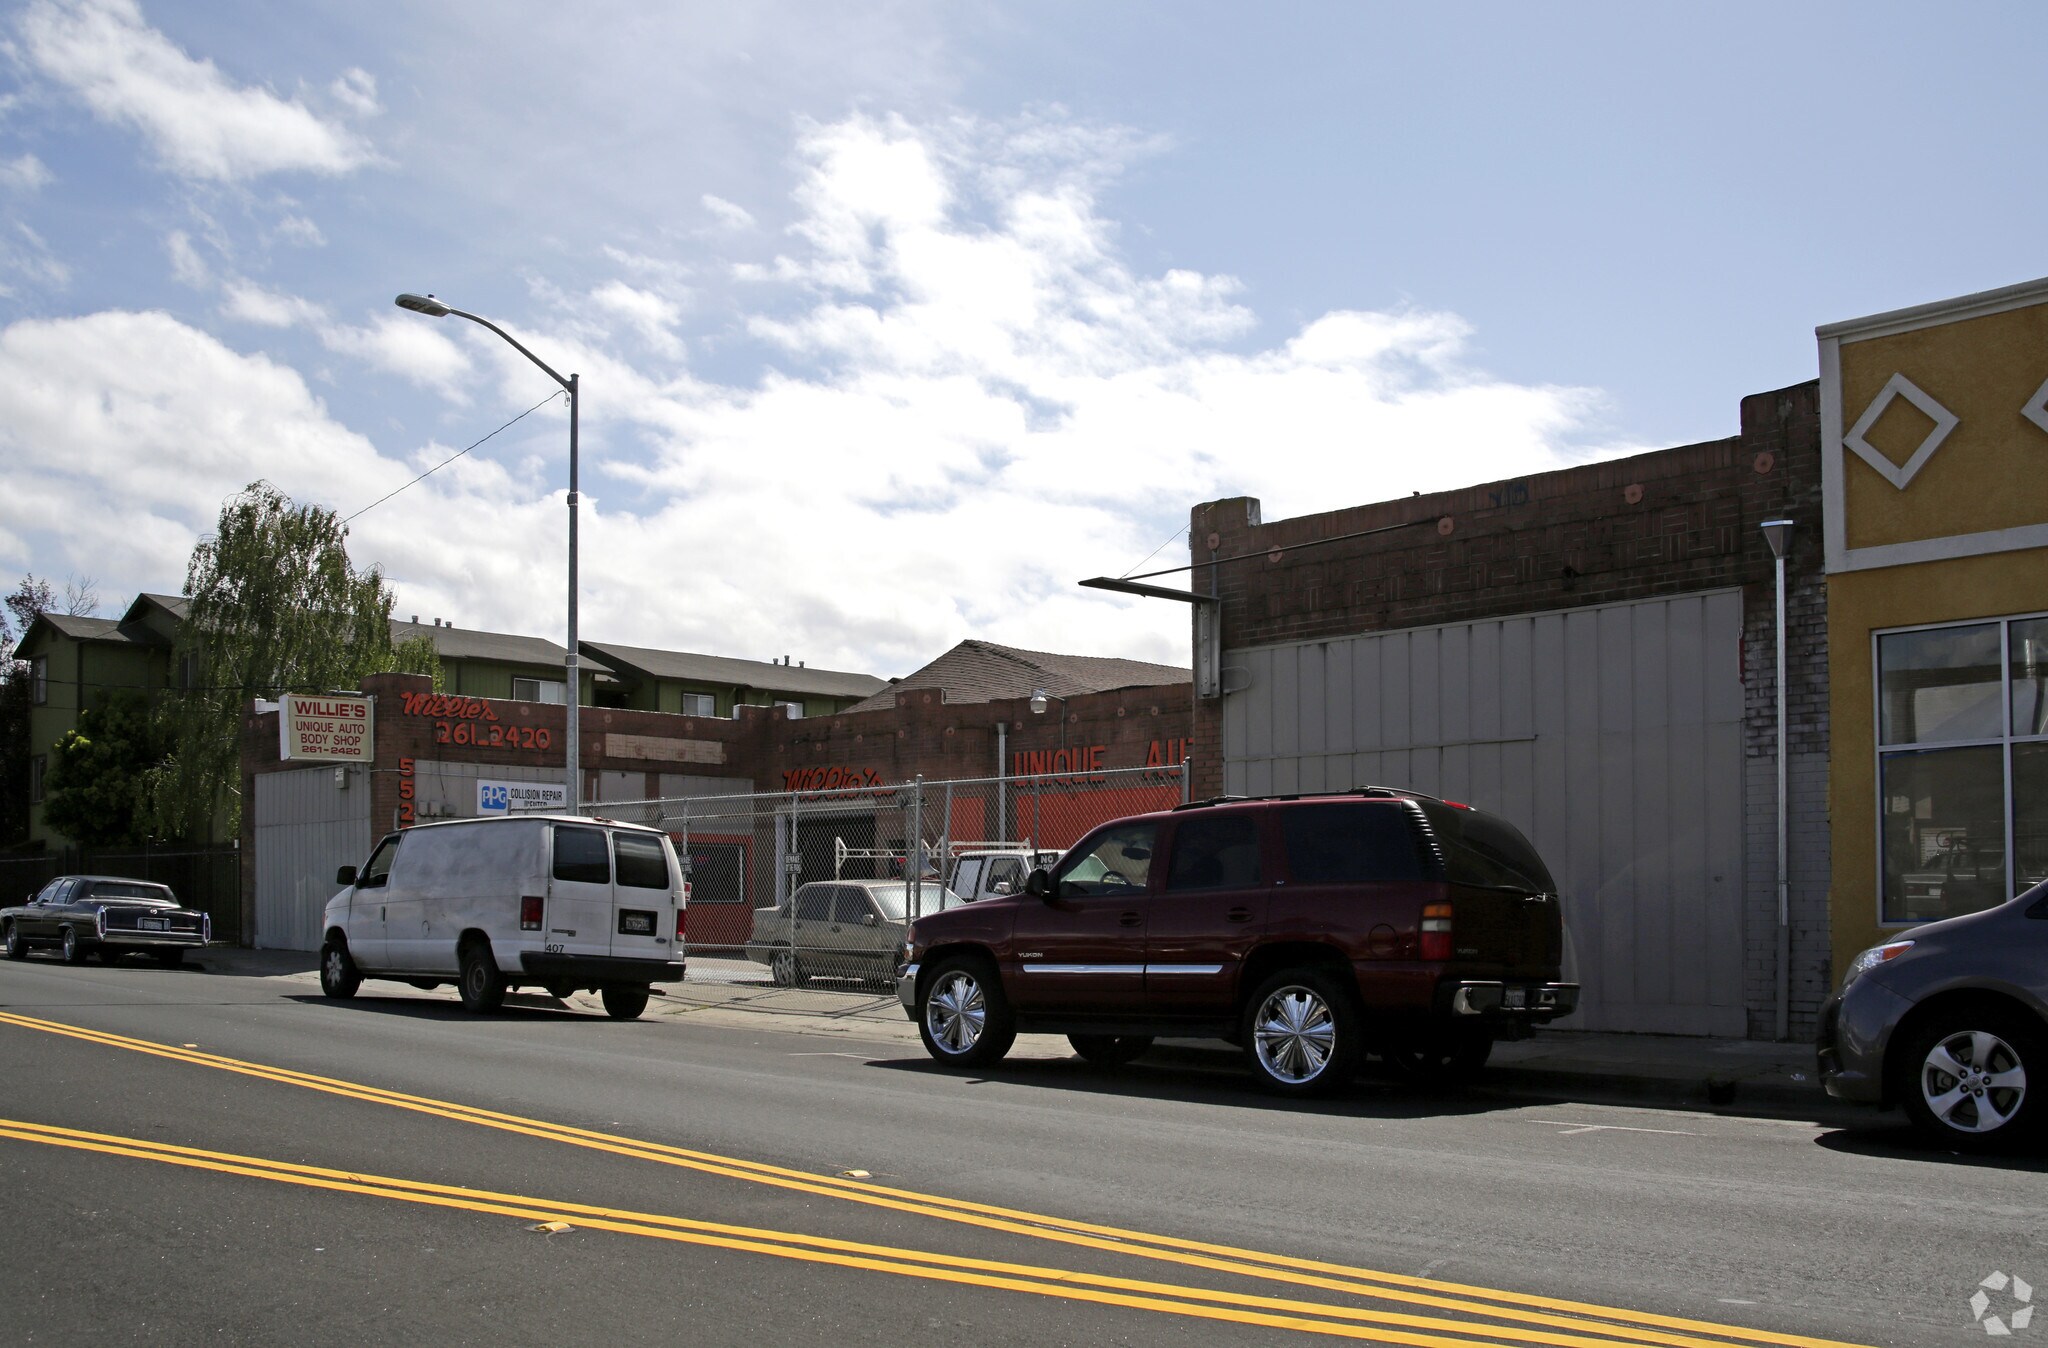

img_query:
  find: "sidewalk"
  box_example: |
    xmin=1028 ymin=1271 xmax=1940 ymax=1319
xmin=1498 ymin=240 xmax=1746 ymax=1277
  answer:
xmin=191 ymin=945 xmax=1850 ymax=1124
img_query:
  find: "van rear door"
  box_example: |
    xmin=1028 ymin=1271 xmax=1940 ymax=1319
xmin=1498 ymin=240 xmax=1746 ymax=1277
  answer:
xmin=610 ymin=830 xmax=677 ymax=961
xmin=548 ymin=823 xmax=615 ymax=961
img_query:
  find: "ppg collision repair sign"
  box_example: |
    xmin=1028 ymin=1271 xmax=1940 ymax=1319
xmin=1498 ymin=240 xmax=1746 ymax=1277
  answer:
xmin=280 ymin=693 xmax=374 ymax=763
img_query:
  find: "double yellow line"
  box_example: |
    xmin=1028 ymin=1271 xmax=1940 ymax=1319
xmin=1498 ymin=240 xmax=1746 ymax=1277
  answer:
xmin=0 ymin=1010 xmax=1874 ymax=1348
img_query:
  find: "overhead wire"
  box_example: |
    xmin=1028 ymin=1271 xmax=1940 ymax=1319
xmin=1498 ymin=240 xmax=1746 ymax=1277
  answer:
xmin=343 ymin=389 xmax=565 ymax=525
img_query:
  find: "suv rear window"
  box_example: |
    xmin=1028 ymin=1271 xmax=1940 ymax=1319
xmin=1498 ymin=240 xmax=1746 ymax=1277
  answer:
xmin=1279 ymin=803 xmax=1427 ymax=884
xmin=1416 ymin=802 xmax=1554 ymax=892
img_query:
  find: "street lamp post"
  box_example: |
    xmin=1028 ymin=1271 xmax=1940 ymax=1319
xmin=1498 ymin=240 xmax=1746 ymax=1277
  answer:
xmin=395 ymin=293 xmax=581 ymax=809
xmin=1760 ymin=518 xmax=1794 ymax=1041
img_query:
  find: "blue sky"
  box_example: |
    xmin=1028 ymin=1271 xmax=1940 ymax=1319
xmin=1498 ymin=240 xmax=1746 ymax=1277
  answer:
xmin=0 ymin=1 xmax=2041 ymax=677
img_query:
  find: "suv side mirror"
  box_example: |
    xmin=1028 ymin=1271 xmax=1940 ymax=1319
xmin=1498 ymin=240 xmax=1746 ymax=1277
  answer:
xmin=1024 ymin=868 xmax=1055 ymax=901
xmin=336 ymin=865 xmax=357 ymax=886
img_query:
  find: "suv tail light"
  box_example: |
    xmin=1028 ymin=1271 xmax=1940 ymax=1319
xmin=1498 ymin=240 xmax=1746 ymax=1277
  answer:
xmin=519 ymin=895 xmax=544 ymax=931
xmin=1420 ymin=902 xmax=1453 ymax=961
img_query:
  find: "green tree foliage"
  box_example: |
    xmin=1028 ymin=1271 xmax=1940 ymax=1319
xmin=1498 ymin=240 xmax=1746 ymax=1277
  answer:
xmin=41 ymin=692 xmax=161 ymax=846
xmin=391 ymin=632 xmax=444 ymax=691
xmin=2 ymin=573 xmax=96 ymax=849
xmin=157 ymin=483 xmax=401 ymax=840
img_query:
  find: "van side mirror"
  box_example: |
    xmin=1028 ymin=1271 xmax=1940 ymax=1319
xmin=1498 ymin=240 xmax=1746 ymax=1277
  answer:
xmin=336 ymin=865 xmax=357 ymax=886
xmin=1024 ymin=868 xmax=1055 ymax=900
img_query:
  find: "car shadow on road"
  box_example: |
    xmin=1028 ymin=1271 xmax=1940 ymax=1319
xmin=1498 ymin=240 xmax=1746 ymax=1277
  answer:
xmin=866 ymin=1046 xmax=1539 ymax=1121
xmin=1812 ymin=1123 xmax=2048 ymax=1171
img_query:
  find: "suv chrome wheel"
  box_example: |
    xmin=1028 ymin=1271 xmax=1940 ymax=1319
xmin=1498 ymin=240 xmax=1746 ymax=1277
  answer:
xmin=1243 ymin=969 xmax=1361 ymax=1095
xmin=917 ymin=958 xmax=1015 ymax=1067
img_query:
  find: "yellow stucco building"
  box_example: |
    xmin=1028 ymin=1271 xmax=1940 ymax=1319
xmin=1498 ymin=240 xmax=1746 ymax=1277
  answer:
xmin=1820 ymin=277 xmax=2048 ymax=980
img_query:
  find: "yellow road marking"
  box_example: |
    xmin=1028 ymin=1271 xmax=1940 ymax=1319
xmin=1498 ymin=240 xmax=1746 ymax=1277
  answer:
xmin=0 ymin=1010 xmax=1877 ymax=1348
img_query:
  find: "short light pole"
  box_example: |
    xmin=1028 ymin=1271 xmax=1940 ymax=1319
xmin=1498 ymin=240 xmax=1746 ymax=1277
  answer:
xmin=1761 ymin=518 xmax=1794 ymax=1041
xmin=395 ymin=293 xmax=581 ymax=808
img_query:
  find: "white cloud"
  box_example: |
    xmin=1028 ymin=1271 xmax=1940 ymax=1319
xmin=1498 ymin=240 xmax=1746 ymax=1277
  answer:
xmin=17 ymin=0 xmax=379 ymax=181
xmin=1 ymin=220 xmax=70 ymax=291
xmin=321 ymin=312 xmax=474 ymax=399
xmin=327 ymin=67 xmax=378 ymax=118
xmin=702 ymin=194 xmax=754 ymax=230
xmin=164 ymin=228 xmax=206 ymax=286
xmin=273 ymin=213 xmax=325 ymax=247
xmin=588 ymin=280 xmax=684 ymax=360
xmin=0 ymin=153 xmax=52 ymax=191
xmin=220 ymin=278 xmax=325 ymax=328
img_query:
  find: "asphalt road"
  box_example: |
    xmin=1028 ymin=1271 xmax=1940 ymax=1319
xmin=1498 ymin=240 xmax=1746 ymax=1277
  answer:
xmin=0 ymin=953 xmax=2042 ymax=1347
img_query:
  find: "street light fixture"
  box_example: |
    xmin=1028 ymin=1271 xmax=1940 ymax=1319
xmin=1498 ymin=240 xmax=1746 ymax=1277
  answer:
xmin=1028 ymin=688 xmax=1066 ymax=753
xmin=394 ymin=292 xmax=582 ymax=809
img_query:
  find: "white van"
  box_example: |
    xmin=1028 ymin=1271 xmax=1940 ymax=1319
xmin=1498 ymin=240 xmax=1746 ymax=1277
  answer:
xmin=319 ymin=814 xmax=687 ymax=1020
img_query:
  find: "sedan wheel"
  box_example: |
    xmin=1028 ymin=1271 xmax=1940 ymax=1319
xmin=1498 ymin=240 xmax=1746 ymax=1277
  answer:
xmin=1901 ymin=1010 xmax=2042 ymax=1150
xmin=769 ymin=947 xmax=806 ymax=988
xmin=61 ymin=926 xmax=88 ymax=965
xmin=1242 ymin=969 xmax=1360 ymax=1096
xmin=917 ymin=958 xmax=1014 ymax=1067
xmin=3 ymin=922 xmax=26 ymax=961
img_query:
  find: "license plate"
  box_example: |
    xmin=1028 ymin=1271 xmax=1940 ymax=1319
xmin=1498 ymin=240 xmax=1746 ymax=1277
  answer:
xmin=140 ymin=918 xmax=168 ymax=931
xmin=1504 ymin=986 xmax=1526 ymax=1009
xmin=619 ymin=912 xmax=654 ymax=935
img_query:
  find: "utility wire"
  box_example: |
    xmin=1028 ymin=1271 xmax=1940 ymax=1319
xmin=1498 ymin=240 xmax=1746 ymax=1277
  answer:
xmin=344 ymin=390 xmax=565 ymax=525
xmin=1118 ymin=523 xmax=1191 ymax=579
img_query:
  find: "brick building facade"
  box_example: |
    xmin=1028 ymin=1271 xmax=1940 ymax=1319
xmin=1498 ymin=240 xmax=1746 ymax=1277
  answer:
xmin=1184 ymin=382 xmax=1830 ymax=1038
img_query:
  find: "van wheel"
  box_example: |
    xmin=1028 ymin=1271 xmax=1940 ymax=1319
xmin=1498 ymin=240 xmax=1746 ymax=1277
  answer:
xmin=770 ymin=947 xmax=806 ymax=987
xmin=319 ymin=941 xmax=361 ymax=999
xmin=1069 ymin=1034 xmax=1153 ymax=1066
xmin=1242 ymin=968 xmax=1361 ymax=1096
xmin=917 ymin=957 xmax=1015 ymax=1067
xmin=458 ymin=941 xmax=506 ymax=1013
xmin=601 ymin=986 xmax=650 ymax=1020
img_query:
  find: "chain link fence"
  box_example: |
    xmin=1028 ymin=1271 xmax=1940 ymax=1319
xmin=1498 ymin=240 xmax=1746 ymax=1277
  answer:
xmin=0 ymin=845 xmax=242 ymax=944
xmin=599 ymin=764 xmax=1185 ymax=1000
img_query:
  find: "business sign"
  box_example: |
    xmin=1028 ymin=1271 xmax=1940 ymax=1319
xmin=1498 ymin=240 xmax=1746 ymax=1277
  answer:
xmin=280 ymin=693 xmax=373 ymax=762
xmin=478 ymin=779 xmax=568 ymax=815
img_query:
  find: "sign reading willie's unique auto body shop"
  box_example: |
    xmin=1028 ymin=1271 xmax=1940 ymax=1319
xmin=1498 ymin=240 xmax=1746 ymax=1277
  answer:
xmin=279 ymin=693 xmax=374 ymax=762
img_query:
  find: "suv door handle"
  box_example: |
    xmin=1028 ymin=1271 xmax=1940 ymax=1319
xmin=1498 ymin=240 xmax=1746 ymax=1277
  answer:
xmin=1227 ymin=907 xmax=1253 ymax=923
xmin=1118 ymin=912 xmax=1141 ymax=927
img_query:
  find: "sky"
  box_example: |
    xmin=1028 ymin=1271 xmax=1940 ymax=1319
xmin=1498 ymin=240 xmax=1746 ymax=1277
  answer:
xmin=0 ymin=1 xmax=2041 ymax=679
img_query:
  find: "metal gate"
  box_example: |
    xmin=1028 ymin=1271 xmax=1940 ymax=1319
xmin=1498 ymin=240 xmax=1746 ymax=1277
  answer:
xmin=1222 ymin=590 xmax=1749 ymax=1035
xmin=252 ymin=766 xmax=373 ymax=951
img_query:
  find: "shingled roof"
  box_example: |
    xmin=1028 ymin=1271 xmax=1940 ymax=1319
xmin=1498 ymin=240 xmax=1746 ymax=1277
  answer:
xmin=842 ymin=639 xmax=1189 ymax=715
xmin=580 ymin=641 xmax=887 ymax=700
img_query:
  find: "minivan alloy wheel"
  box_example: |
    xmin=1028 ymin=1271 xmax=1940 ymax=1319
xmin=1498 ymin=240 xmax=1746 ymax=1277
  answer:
xmin=1919 ymin=1028 xmax=2027 ymax=1135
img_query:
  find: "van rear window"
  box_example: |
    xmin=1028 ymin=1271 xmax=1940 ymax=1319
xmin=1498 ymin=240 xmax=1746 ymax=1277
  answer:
xmin=614 ymin=833 xmax=671 ymax=890
xmin=553 ymin=826 xmax=611 ymax=884
xmin=1279 ymin=803 xmax=1427 ymax=884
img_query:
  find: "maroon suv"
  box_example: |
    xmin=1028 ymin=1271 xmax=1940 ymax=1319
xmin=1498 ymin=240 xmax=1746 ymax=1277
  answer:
xmin=897 ymin=788 xmax=1578 ymax=1095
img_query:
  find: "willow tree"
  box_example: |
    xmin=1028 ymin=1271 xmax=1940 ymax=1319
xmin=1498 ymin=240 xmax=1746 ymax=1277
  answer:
xmin=157 ymin=482 xmax=430 ymax=840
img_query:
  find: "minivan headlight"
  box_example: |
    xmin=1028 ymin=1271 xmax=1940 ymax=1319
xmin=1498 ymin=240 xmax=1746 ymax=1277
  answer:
xmin=1841 ymin=939 xmax=1914 ymax=991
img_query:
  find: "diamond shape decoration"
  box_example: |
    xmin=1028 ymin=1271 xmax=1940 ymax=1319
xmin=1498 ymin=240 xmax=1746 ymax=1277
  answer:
xmin=2023 ymin=375 xmax=2048 ymax=437
xmin=1843 ymin=372 xmax=1959 ymax=490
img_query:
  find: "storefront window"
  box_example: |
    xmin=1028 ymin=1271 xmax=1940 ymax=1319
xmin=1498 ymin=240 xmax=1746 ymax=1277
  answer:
xmin=1878 ymin=623 xmax=2002 ymax=744
xmin=2010 ymin=618 xmax=2048 ymax=740
xmin=1879 ymin=746 xmax=2004 ymax=922
xmin=1877 ymin=615 xmax=2048 ymax=922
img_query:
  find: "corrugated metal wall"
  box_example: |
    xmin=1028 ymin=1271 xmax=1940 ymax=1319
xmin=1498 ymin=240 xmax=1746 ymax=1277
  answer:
xmin=1223 ymin=590 xmax=1748 ymax=1035
xmin=253 ymin=766 xmax=373 ymax=952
